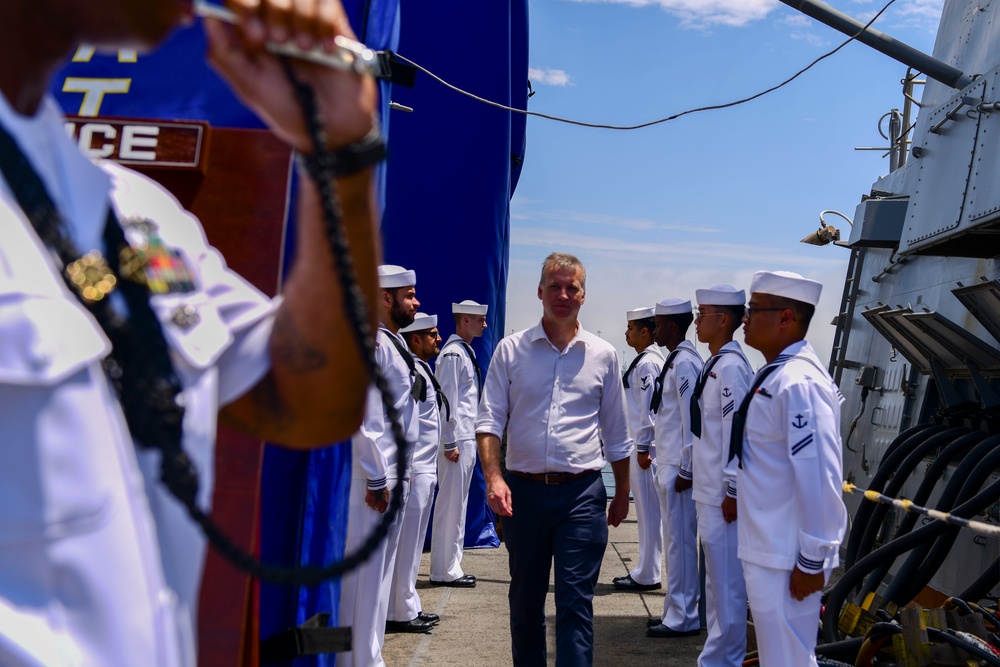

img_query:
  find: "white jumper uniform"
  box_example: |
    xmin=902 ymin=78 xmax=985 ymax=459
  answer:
xmin=387 ymin=357 xmax=441 ymax=622
xmin=736 ymin=341 xmax=846 ymax=667
xmin=623 ymin=344 xmax=664 ymax=586
xmin=651 ymin=340 xmax=703 ymax=632
xmin=430 ymin=334 xmax=480 ymax=582
xmin=340 ymin=326 xmax=419 ymax=667
xmin=0 ymin=94 xmax=275 ymax=667
xmin=686 ymin=342 xmax=751 ymax=667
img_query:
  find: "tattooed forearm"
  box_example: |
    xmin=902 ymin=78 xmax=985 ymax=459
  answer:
xmin=220 ymin=373 xmax=295 ymax=439
xmin=271 ymin=309 xmax=328 ymax=374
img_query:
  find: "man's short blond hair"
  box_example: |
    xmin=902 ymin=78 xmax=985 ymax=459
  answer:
xmin=539 ymin=252 xmax=587 ymax=290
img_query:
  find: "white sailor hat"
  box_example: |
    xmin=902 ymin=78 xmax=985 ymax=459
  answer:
xmin=750 ymin=270 xmax=822 ymax=306
xmin=695 ymin=284 xmax=745 ymax=306
xmin=453 ymin=300 xmax=488 ymax=315
xmin=654 ymin=298 xmax=692 ymax=316
xmin=399 ymin=312 xmax=437 ymax=333
xmin=626 ymin=307 xmax=655 ymax=321
xmin=378 ymin=264 xmax=416 ymax=289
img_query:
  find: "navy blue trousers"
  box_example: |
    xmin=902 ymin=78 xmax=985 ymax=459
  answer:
xmin=502 ymin=471 xmax=608 ymax=667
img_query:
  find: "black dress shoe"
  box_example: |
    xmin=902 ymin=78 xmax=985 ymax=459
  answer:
xmin=612 ymin=575 xmax=661 ymax=592
xmin=385 ymin=618 xmax=435 ymax=634
xmin=417 ymin=612 xmax=440 ymax=625
xmin=429 ymin=574 xmax=477 ymax=588
xmin=646 ymin=624 xmax=700 ymax=639
xmin=646 ymin=617 xmax=662 ymax=628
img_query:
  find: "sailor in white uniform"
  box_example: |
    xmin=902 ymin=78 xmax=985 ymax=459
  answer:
xmin=612 ymin=307 xmax=664 ymax=592
xmin=387 ymin=313 xmax=446 ymax=633
xmin=0 ymin=2 xmax=382 ymax=663
xmin=430 ymin=299 xmax=488 ymax=587
xmin=734 ymin=271 xmax=847 ymax=667
xmin=340 ymin=264 xmax=422 ymax=667
xmin=685 ymin=285 xmax=751 ymax=666
xmin=647 ymin=298 xmax=704 ymax=638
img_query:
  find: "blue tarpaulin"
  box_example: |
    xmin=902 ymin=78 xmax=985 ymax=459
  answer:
xmin=51 ymin=1 xmax=528 ymax=663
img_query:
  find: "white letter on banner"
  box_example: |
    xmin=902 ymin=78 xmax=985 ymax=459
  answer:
xmin=78 ymin=124 xmax=117 ymax=159
xmin=72 ymin=46 xmax=138 ymax=63
xmin=62 ymin=78 xmax=131 ymax=117
xmin=120 ymin=126 xmax=160 ymax=161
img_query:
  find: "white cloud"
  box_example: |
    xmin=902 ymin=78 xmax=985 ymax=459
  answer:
xmin=778 ymin=13 xmax=812 ymax=27
xmin=528 ymin=67 xmax=572 ymax=86
xmin=513 ymin=208 xmax=720 ymax=233
xmin=895 ymin=0 xmax=944 ymax=19
xmin=568 ymin=0 xmax=779 ymax=28
xmin=788 ymin=30 xmax=830 ymax=47
xmin=510 ymin=225 xmax=844 ymax=269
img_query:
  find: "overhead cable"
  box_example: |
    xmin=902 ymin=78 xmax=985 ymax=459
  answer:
xmin=392 ymin=0 xmax=899 ymax=131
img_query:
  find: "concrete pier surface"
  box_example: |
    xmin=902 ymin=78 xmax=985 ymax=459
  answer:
xmin=382 ymin=505 xmax=707 ymax=666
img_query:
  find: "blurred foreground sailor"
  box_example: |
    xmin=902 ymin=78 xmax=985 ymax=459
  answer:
xmin=734 ymin=271 xmax=847 ymax=667
xmin=611 ymin=307 xmax=664 ymax=593
xmin=477 ymin=252 xmax=632 ymax=666
xmin=340 ymin=264 xmax=421 ymax=667
xmin=430 ymin=299 xmax=488 ymax=587
xmin=0 ymin=1 xmax=380 ymax=665
xmin=387 ymin=313 xmax=445 ymax=633
xmin=647 ymin=298 xmax=703 ymax=638
xmin=688 ymin=285 xmax=751 ymax=666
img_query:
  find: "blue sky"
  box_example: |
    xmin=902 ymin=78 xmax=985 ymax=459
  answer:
xmin=506 ymin=0 xmax=943 ymax=368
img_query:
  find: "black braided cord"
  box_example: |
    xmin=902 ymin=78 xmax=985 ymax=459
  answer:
xmin=174 ymin=59 xmax=409 ymax=585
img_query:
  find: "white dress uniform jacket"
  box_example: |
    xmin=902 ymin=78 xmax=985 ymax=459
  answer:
xmin=653 ymin=341 xmax=701 ymax=470
xmin=436 ymin=334 xmax=479 ymax=449
xmin=388 ymin=358 xmax=440 ymax=622
xmin=431 ymin=334 xmax=481 ymax=582
xmin=736 ymin=340 xmax=846 ymax=573
xmin=736 ymin=340 xmax=846 ymax=667
xmin=624 ymin=344 xmax=664 ymax=586
xmin=340 ymin=327 xmax=419 ymax=667
xmin=651 ymin=340 xmax=702 ymax=632
xmin=689 ymin=342 xmax=751 ymax=506
xmin=688 ymin=342 xmax=751 ymax=667
xmin=0 ymin=94 xmax=276 ymax=667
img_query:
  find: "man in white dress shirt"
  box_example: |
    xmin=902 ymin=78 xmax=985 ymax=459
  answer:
xmin=733 ymin=271 xmax=847 ymax=667
xmin=685 ymin=285 xmax=751 ymax=666
xmin=647 ymin=298 xmax=703 ymax=639
xmin=340 ymin=264 xmax=422 ymax=667
xmin=0 ymin=1 xmax=381 ymax=665
xmin=611 ymin=307 xmax=664 ymax=592
xmin=431 ymin=299 xmax=488 ymax=587
xmin=387 ymin=312 xmax=445 ymax=633
xmin=477 ymin=252 xmax=632 ymax=666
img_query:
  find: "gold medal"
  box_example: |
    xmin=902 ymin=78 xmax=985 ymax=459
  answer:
xmin=65 ymin=251 xmax=117 ymax=303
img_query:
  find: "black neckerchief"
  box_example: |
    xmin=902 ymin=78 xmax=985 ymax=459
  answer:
xmin=689 ymin=349 xmax=748 ymax=439
xmin=650 ymin=345 xmax=699 ymax=414
xmin=457 ymin=340 xmax=482 ymax=394
xmin=382 ymin=327 xmax=426 ymax=402
xmin=417 ymin=357 xmax=450 ymax=421
xmin=622 ymin=350 xmax=647 ymax=389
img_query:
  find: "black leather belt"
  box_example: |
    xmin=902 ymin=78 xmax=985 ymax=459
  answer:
xmin=508 ymin=469 xmax=599 ymax=485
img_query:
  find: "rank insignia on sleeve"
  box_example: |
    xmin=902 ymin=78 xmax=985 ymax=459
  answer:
xmin=792 ymin=414 xmax=808 ymax=429
xmin=641 ymin=375 xmax=652 ymax=390
xmin=119 ymin=217 xmax=197 ymax=294
xmin=722 ymin=387 xmax=732 ymax=397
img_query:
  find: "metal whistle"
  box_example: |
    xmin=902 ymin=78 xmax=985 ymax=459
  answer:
xmin=192 ymin=1 xmax=379 ymax=76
